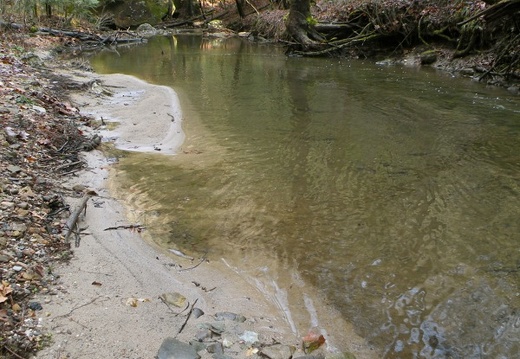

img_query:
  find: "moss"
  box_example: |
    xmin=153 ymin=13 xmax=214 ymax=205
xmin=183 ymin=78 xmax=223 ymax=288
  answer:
xmin=306 ymin=16 xmax=317 ymax=26
xmin=146 ymin=0 xmax=169 ymax=21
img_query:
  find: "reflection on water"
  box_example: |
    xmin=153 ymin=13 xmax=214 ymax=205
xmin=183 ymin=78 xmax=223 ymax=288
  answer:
xmin=91 ymin=36 xmax=520 ymax=357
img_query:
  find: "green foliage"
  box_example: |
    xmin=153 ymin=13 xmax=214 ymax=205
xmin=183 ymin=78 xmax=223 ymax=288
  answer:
xmin=4 ymin=0 xmax=99 ymax=23
xmin=16 ymin=95 xmax=34 ymax=104
xmin=306 ymin=15 xmax=317 ymax=26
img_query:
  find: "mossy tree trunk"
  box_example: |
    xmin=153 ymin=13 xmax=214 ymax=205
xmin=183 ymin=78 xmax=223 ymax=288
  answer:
xmin=287 ymin=0 xmax=324 ymax=48
xmin=173 ymin=0 xmax=199 ymax=18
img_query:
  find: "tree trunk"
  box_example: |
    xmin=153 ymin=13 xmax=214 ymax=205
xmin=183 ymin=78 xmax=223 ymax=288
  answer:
xmin=287 ymin=0 xmax=324 ymax=48
xmin=174 ymin=0 xmax=199 ymax=18
xmin=235 ymin=0 xmax=246 ymax=18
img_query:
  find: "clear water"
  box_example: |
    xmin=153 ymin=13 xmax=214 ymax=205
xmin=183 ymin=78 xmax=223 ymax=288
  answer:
xmin=91 ymin=36 xmax=520 ymax=358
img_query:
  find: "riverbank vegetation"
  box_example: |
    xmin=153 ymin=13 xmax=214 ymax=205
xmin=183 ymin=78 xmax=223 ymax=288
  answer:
xmin=1 ymin=0 xmax=518 ymax=87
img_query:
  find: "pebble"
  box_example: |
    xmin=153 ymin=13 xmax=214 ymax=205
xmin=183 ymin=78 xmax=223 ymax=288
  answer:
xmin=13 ymin=265 xmax=23 ymax=272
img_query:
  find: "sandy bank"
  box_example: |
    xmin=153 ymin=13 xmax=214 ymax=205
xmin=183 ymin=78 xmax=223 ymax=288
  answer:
xmin=35 ymin=71 xmax=377 ymax=359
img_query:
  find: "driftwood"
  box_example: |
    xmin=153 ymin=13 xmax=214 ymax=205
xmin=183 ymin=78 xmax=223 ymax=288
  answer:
xmin=64 ymin=192 xmax=93 ymax=243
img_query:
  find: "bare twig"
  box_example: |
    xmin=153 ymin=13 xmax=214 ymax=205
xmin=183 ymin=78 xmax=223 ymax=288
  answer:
xmin=104 ymin=224 xmax=145 ymax=231
xmin=159 ymin=297 xmax=189 ymax=316
xmin=4 ymin=346 xmax=25 ymax=359
xmin=178 ymin=253 xmax=208 ymax=272
xmin=176 ymin=298 xmax=199 ymax=336
xmin=55 ymin=297 xmax=100 ymax=318
xmin=55 ymin=160 xmax=83 ymax=171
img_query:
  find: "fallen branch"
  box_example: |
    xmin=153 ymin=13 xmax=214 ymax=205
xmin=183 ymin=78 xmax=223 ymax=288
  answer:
xmin=64 ymin=193 xmax=93 ymax=243
xmin=291 ymin=33 xmax=381 ymax=57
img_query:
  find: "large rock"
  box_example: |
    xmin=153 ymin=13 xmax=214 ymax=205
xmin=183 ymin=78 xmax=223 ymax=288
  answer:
xmin=101 ymin=0 xmax=170 ymax=28
xmin=157 ymin=337 xmax=200 ymax=359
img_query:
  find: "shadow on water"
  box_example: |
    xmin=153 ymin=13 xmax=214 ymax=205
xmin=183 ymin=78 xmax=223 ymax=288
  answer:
xmin=91 ymin=35 xmax=520 ymax=358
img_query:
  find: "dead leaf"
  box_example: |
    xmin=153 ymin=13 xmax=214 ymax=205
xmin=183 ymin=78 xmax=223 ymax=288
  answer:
xmin=125 ymin=297 xmax=151 ymax=307
xmin=0 ymin=309 xmax=9 ymax=322
xmin=126 ymin=298 xmax=138 ymax=307
xmin=246 ymin=348 xmax=259 ymax=356
xmin=0 ymin=281 xmax=13 ymax=303
xmin=160 ymin=292 xmax=186 ymax=307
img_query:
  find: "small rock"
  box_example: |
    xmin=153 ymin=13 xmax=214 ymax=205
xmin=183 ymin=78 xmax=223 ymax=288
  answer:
xmin=420 ymin=51 xmax=437 ymax=65
xmin=7 ymin=165 xmax=22 ymax=174
xmin=507 ymin=85 xmax=519 ymax=95
xmin=214 ymin=312 xmax=246 ymax=322
xmin=194 ymin=329 xmax=212 ymax=342
xmin=10 ymin=223 xmax=27 ymax=234
xmin=206 ymin=342 xmax=223 ymax=354
xmin=28 ymin=302 xmax=43 ymax=311
xmin=460 ymin=68 xmax=475 ymax=76
xmin=192 ymin=307 xmax=204 ymax=318
xmin=1 ymin=201 xmax=15 ymax=209
xmin=157 ymin=337 xmax=200 ymax=359
xmin=17 ymin=202 xmax=29 ymax=209
xmin=222 ymin=337 xmax=233 ymax=348
xmin=32 ymin=105 xmax=46 ymax=114
xmin=13 ymin=265 xmax=23 ymax=272
xmin=239 ymin=330 xmax=258 ymax=344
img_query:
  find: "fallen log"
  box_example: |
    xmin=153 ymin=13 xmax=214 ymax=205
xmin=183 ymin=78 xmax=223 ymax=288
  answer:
xmin=1 ymin=22 xmax=144 ymax=46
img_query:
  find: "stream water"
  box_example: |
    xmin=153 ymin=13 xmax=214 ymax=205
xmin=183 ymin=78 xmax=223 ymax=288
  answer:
xmin=90 ymin=36 xmax=520 ymax=358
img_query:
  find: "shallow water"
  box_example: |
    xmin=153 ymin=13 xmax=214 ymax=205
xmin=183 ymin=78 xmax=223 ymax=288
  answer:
xmin=91 ymin=36 xmax=520 ymax=358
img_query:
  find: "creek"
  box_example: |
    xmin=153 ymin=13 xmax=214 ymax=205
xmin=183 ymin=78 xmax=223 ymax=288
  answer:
xmin=90 ymin=35 xmax=520 ymax=358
